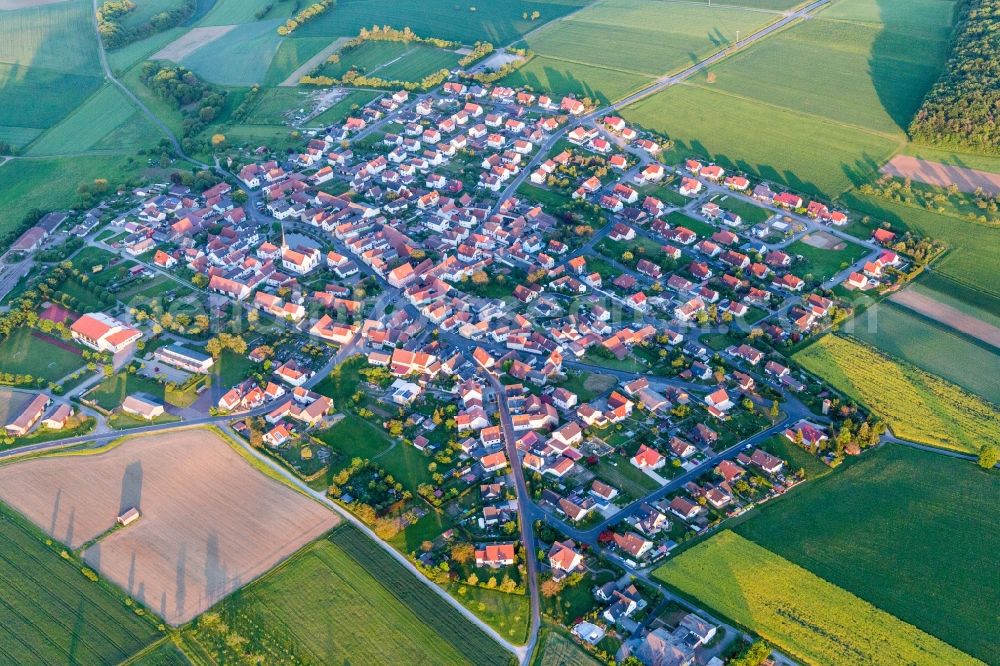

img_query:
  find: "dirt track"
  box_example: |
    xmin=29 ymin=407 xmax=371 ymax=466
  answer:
xmin=891 ymin=288 xmax=1000 ymax=349
xmin=152 ymin=25 xmax=237 ymax=61
xmin=0 ymin=429 xmax=338 ymax=624
xmin=279 ymin=36 xmax=350 ymax=87
xmin=881 ymin=155 xmax=1000 ymax=196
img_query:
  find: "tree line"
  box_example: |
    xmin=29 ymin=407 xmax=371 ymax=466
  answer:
xmin=98 ymin=0 xmax=197 ymax=50
xmin=139 ymin=63 xmax=227 ymax=154
xmin=908 ymin=0 xmax=1000 ymax=153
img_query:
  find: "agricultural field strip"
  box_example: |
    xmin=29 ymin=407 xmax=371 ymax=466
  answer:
xmin=889 ymin=288 xmax=1000 ymax=348
xmin=0 ymin=510 xmax=157 ymax=663
xmin=656 ymin=531 xmax=983 ymax=666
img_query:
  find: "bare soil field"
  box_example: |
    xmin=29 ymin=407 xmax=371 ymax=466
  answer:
xmin=801 ymin=231 xmax=846 ymax=250
xmin=890 ymin=288 xmax=1000 ymax=349
xmin=882 ymin=155 xmax=1000 ymax=196
xmin=153 ymin=25 xmax=238 ymax=61
xmin=0 ymin=428 xmax=338 ymax=625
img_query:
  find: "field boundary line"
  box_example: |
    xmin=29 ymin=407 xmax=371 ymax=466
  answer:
xmin=522 ymin=52 xmax=656 ymax=78
xmin=279 ymin=35 xmax=352 ymax=86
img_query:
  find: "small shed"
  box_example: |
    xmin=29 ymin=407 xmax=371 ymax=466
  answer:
xmin=117 ymin=507 xmax=140 ymax=526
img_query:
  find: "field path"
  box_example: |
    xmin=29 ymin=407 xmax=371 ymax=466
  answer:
xmin=890 ymin=288 xmax=1000 ymax=349
xmin=881 ymin=155 xmax=1000 ymax=196
xmin=279 ymin=36 xmax=352 ymax=87
xmin=88 ymin=0 xmax=210 ymax=168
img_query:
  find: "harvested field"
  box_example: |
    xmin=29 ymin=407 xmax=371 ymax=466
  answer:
xmin=152 ymin=24 xmax=236 ymax=61
xmin=890 ymin=288 xmax=1000 ymax=349
xmin=800 ymin=230 xmax=846 ymax=250
xmin=0 ymin=428 xmax=338 ymax=625
xmin=881 ymin=154 xmax=1000 ymax=196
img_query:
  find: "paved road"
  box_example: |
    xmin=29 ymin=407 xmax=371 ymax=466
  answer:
xmin=486 ymin=371 xmax=541 ymax=665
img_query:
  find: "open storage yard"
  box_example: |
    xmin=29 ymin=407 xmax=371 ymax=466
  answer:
xmin=656 ymin=530 xmax=983 ymax=666
xmin=0 ymin=428 xmax=338 ymax=625
xmin=735 ymin=445 xmax=1000 ymax=664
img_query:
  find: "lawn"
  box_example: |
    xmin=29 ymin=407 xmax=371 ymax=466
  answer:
xmin=185 ymin=526 xmax=509 ymax=665
xmin=447 ymin=581 xmax=532 ymax=646
xmin=735 ymin=445 xmax=999 ymax=663
xmin=0 ymin=502 xmax=161 ymax=664
xmin=758 ymin=435 xmax=830 ymax=480
xmin=212 ymin=349 xmax=257 ymax=389
xmin=534 ymin=628 xmax=601 ymax=666
xmin=311 ymin=90 xmax=382 ymax=127
xmin=656 ymin=530 xmax=981 ymax=666
xmin=846 ymin=302 xmax=1000 ymax=403
xmin=785 ymin=238 xmax=869 ymax=280
xmin=709 ymin=194 xmax=772 ymax=225
xmin=510 ymin=0 xmax=779 ymax=101
xmin=87 ymin=371 xmax=166 ymax=411
xmin=0 ymin=328 xmax=84 ymax=382
xmin=377 ymin=440 xmax=438 ymax=494
xmin=793 ymin=334 xmax=999 ymax=454
xmin=555 ymin=371 xmax=616 ymax=403
xmin=664 ymin=210 xmax=715 ymax=238
xmin=313 ymin=413 xmax=394 ymax=464
xmin=592 ymin=455 xmax=659 ymax=500
xmin=262 ymin=35 xmax=332 ymax=85
xmin=503 ymin=56 xmax=650 ymax=105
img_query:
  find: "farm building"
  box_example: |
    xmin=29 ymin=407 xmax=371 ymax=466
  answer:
xmin=153 ymin=345 xmax=215 ymax=373
xmin=121 ymin=396 xmax=165 ymax=421
xmin=5 ymin=394 xmax=51 ymax=436
xmin=117 ymin=508 xmax=140 ymax=526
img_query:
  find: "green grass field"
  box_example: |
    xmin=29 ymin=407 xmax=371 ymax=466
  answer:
xmin=107 ymin=26 xmax=186 ymax=74
xmin=786 ymin=238 xmax=869 ymax=280
xmin=508 ymin=0 xmax=778 ymax=101
xmin=0 ymin=0 xmax=104 ymax=133
xmin=313 ymin=414 xmax=394 ymax=462
xmin=898 ymin=142 xmax=1000 ymax=176
xmin=0 ymin=328 xmax=84 ymax=382
xmin=242 ymin=87 xmax=314 ymax=125
xmin=261 ymin=35 xmax=331 ymax=85
xmin=189 ymin=525 xmax=512 ymax=665
xmin=181 ymin=19 xmax=284 ymax=86
xmin=736 ymin=445 xmax=999 ymax=663
xmin=758 ymin=435 xmax=830 ymax=480
xmin=657 ymin=531 xmax=981 ymax=666
xmin=709 ymin=193 xmax=772 ymax=225
xmin=291 ymin=0 xmax=591 ymax=45
xmin=840 ymin=191 xmax=1000 ymax=300
xmin=196 ymin=0 xmax=293 ymax=25
xmin=622 ymin=0 xmax=955 ymax=197
xmin=26 ymin=85 xmax=147 ymax=156
xmin=447 ymin=582 xmax=531 ymax=646
xmin=0 ymin=502 xmax=161 ymax=664
xmin=847 ymin=302 xmax=1000 ymax=403
xmin=318 ymin=40 xmax=412 ymax=79
xmin=794 ymin=334 xmax=999 ymax=453
xmin=128 ymin=638 xmax=192 ymax=665
xmin=910 ymin=272 xmax=1000 ymax=326
xmin=503 ymin=56 xmax=649 ymax=105
xmin=186 ymin=526 xmax=510 ymax=664
xmin=212 ymin=349 xmax=257 ymax=388
xmin=376 ymin=44 xmax=463 ymax=82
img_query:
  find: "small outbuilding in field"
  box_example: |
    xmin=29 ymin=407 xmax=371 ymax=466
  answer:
xmin=117 ymin=508 xmax=140 ymax=526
